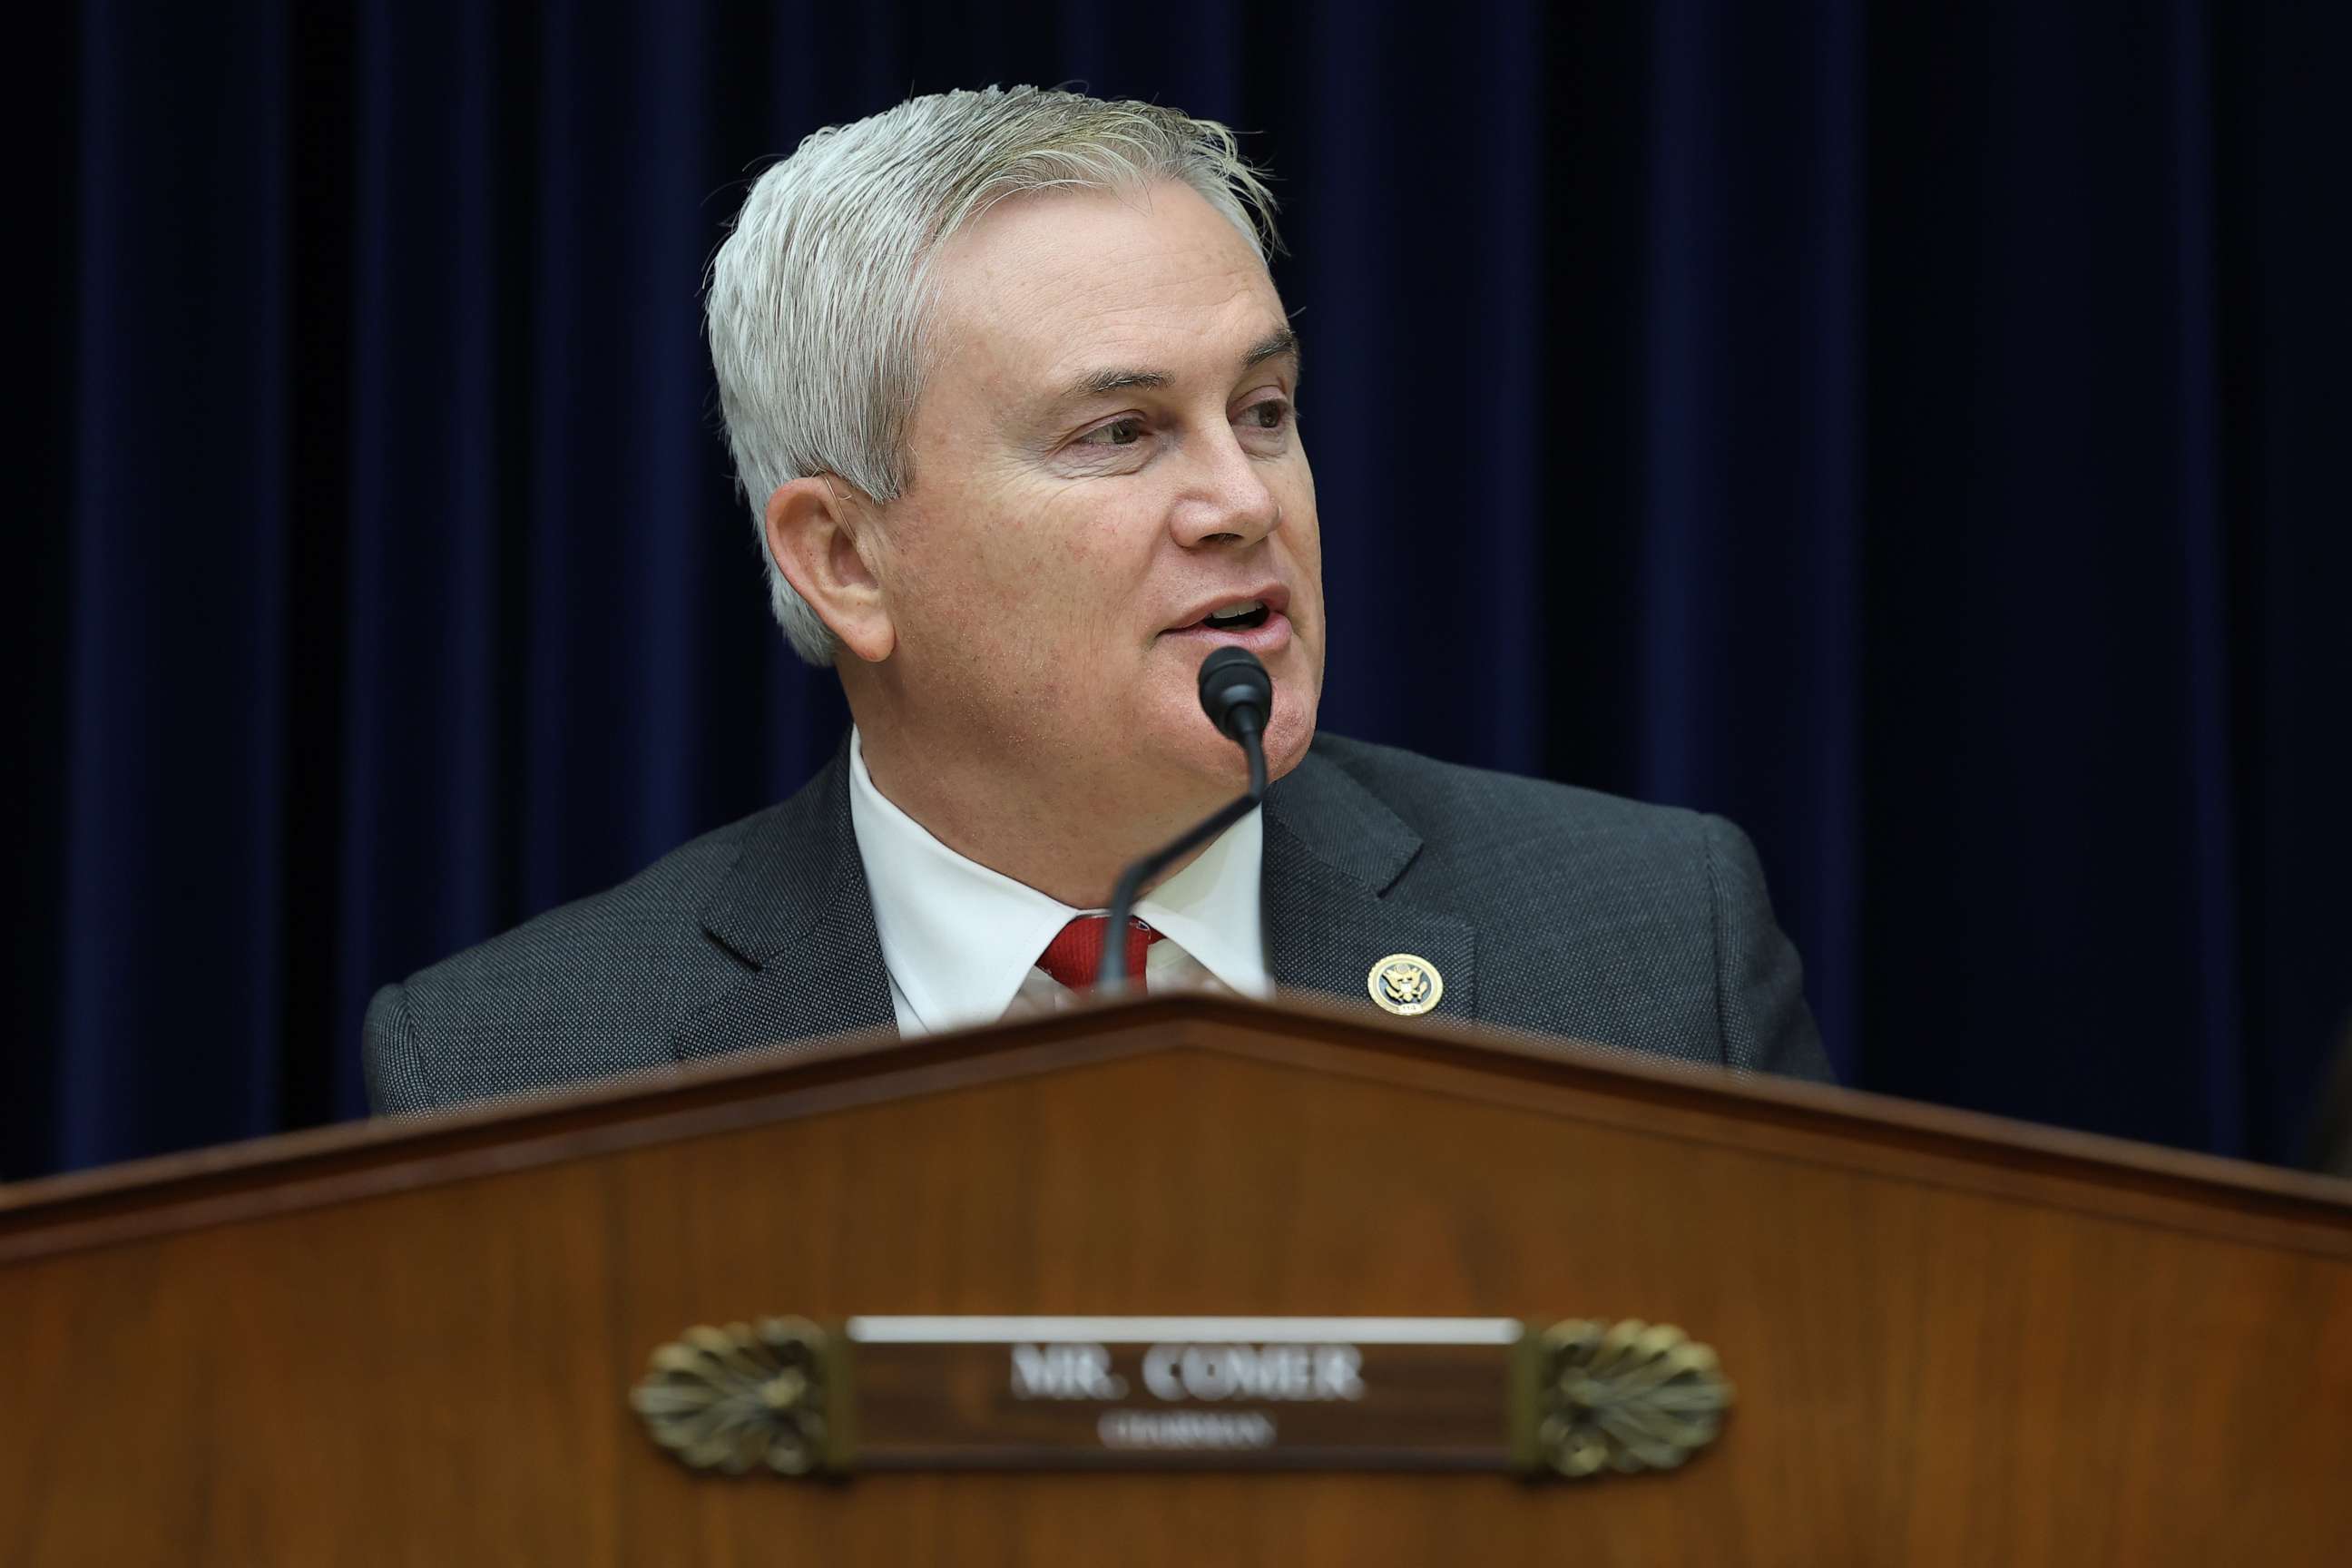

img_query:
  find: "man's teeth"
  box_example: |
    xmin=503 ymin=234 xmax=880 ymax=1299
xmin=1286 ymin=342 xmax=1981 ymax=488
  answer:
xmin=1204 ymin=600 xmax=1267 ymax=626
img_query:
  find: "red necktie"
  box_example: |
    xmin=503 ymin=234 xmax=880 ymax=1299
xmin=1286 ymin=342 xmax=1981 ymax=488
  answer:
xmin=1037 ymin=916 xmax=1163 ymax=995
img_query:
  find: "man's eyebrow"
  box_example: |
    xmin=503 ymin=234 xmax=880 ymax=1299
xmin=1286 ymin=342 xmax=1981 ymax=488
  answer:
xmin=1242 ymin=328 xmax=1300 ymax=373
xmin=1068 ymin=367 xmax=1171 ymax=398
xmin=1050 ymin=329 xmax=1303 ymax=409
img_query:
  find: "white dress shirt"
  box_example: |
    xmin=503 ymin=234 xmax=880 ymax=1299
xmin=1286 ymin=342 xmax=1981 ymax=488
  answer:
xmin=847 ymin=728 xmax=1272 ymax=1036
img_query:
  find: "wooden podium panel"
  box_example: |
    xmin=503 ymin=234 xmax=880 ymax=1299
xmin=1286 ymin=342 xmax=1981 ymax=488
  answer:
xmin=4 ymin=995 xmax=2349 ymax=1565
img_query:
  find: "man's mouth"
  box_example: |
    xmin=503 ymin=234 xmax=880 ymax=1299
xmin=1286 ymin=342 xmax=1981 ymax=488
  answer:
xmin=1163 ymin=586 xmax=1291 ymax=642
xmin=1195 ymin=599 xmax=1270 ymax=632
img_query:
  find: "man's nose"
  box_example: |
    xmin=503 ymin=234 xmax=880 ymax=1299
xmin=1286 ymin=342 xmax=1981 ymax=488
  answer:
xmin=1169 ymin=427 xmax=1280 ymax=550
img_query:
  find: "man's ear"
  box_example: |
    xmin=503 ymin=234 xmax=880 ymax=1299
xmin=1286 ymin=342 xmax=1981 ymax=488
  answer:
xmin=762 ymin=476 xmax=896 ymax=662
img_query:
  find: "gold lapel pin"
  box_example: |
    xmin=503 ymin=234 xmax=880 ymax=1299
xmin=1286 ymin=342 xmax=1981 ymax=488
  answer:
xmin=1367 ymin=953 xmax=1443 ymax=1016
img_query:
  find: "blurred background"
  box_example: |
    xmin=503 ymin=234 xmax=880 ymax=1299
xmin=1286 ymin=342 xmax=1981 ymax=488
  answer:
xmin=5 ymin=1 xmax=2347 ymax=1181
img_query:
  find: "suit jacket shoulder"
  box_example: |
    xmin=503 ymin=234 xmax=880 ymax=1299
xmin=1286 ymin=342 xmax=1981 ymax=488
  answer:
xmin=363 ymin=749 xmax=893 ymax=1112
xmin=1269 ymin=734 xmax=1829 ymax=1080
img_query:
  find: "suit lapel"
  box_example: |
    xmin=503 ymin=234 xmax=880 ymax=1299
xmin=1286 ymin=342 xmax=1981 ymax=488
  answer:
xmin=1263 ymin=749 xmax=1478 ymax=1024
xmin=672 ymin=740 xmax=897 ymax=1062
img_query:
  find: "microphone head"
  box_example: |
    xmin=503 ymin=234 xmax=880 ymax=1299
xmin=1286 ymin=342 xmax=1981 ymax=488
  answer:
xmin=1197 ymin=646 xmax=1274 ymax=741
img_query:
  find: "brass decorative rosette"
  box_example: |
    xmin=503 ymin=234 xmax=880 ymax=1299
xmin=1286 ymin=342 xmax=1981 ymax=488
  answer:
xmin=630 ymin=1316 xmax=836 ymax=1475
xmin=1524 ymin=1318 xmax=1733 ymax=1477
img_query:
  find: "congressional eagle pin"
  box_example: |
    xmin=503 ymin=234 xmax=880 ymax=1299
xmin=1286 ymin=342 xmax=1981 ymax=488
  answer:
xmin=1367 ymin=954 xmax=1444 ymax=1016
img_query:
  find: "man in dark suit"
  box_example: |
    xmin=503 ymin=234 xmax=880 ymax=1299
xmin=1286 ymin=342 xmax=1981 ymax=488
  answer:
xmin=366 ymin=87 xmax=1829 ymax=1113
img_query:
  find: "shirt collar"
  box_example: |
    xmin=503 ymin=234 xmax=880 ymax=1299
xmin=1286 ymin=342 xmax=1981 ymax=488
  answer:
xmin=847 ymin=728 xmax=1269 ymax=1034
xmin=1132 ymin=805 xmax=1269 ymax=1002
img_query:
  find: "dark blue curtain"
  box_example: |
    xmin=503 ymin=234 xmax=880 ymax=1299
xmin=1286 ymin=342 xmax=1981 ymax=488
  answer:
xmin=9 ymin=2 xmax=2347 ymax=1179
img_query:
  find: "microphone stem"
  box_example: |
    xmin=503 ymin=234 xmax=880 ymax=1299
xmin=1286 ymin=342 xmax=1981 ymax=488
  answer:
xmin=1096 ymin=714 xmax=1266 ymax=995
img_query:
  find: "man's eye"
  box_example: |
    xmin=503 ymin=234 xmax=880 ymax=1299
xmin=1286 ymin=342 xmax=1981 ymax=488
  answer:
xmin=1240 ymin=399 xmax=1292 ymax=431
xmin=1079 ymin=417 xmax=1145 ymax=447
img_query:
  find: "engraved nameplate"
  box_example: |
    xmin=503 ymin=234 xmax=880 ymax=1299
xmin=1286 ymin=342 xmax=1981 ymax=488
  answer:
xmin=852 ymin=1315 xmax=1517 ymax=1469
xmin=630 ymin=1314 xmax=1732 ymax=1478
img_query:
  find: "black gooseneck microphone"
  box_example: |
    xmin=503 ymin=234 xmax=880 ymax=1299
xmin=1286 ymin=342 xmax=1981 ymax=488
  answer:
xmin=1094 ymin=647 xmax=1273 ymax=995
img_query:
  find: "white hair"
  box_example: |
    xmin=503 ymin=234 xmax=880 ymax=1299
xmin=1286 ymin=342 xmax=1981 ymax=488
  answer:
xmin=704 ymin=86 xmax=1281 ymax=664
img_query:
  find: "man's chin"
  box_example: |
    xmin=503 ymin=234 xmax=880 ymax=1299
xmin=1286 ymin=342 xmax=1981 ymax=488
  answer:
xmin=1139 ymin=722 xmax=1284 ymax=803
xmin=1259 ymin=700 xmax=1318 ymax=785
xmin=1122 ymin=672 xmax=1316 ymax=801
xmin=1194 ymin=695 xmax=1316 ymax=794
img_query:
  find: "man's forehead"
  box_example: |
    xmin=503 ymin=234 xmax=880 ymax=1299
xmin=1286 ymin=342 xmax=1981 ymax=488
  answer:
xmin=926 ymin=182 xmax=1290 ymax=398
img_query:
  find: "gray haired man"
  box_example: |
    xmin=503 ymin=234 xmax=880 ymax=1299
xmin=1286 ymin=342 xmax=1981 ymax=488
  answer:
xmin=365 ymin=87 xmax=1828 ymax=1113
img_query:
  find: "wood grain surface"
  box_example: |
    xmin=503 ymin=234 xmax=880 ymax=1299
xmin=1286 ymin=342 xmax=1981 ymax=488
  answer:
xmin=4 ymin=994 xmax=2349 ymax=1565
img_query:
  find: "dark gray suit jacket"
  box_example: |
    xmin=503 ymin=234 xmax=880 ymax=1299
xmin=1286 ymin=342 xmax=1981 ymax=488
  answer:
xmin=364 ymin=734 xmax=1831 ymax=1113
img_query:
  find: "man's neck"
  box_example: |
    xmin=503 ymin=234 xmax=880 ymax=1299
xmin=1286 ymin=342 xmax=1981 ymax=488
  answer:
xmin=853 ymin=723 xmax=1224 ymax=909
